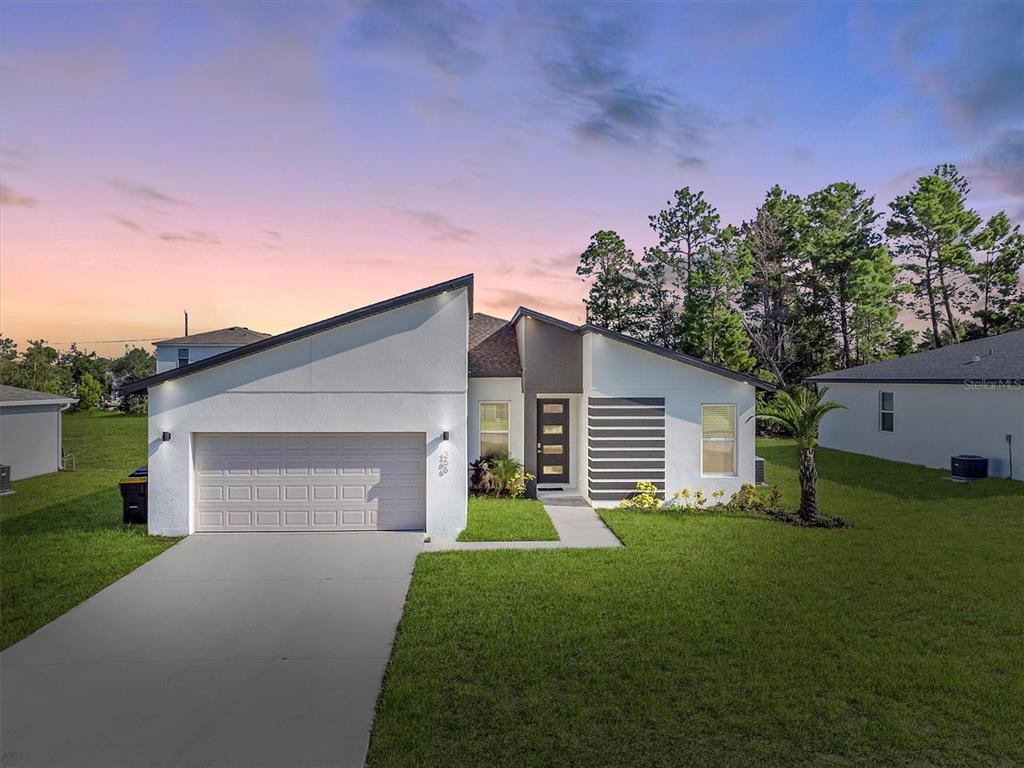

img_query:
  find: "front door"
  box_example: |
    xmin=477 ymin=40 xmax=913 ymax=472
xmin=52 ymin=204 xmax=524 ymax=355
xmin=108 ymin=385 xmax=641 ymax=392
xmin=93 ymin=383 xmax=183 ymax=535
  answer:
xmin=536 ymin=398 xmax=570 ymax=485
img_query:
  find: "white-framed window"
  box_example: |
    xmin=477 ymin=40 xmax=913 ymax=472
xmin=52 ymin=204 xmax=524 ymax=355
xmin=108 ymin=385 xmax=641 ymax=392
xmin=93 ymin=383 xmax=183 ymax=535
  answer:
xmin=702 ymin=403 xmax=737 ymax=476
xmin=879 ymin=391 xmax=894 ymax=432
xmin=479 ymin=401 xmax=510 ymax=458
xmin=177 ymin=348 xmax=190 ymax=368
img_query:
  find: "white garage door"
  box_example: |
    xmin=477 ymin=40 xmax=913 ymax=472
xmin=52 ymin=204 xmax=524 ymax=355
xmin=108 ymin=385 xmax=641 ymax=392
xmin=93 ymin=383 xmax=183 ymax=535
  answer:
xmin=193 ymin=433 xmax=425 ymax=532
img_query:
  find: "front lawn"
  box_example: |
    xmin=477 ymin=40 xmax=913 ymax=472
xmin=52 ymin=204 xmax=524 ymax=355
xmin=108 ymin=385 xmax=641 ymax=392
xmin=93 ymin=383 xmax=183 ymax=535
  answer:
xmin=457 ymin=497 xmax=559 ymax=542
xmin=0 ymin=412 xmax=180 ymax=649
xmin=368 ymin=440 xmax=1024 ymax=767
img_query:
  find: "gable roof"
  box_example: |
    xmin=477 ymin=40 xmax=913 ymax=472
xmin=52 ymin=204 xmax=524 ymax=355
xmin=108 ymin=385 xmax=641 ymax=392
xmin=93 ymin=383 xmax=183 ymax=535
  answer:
xmin=807 ymin=329 xmax=1024 ymax=384
xmin=512 ymin=306 xmax=776 ymax=391
xmin=155 ymin=327 xmax=271 ymax=347
xmin=469 ymin=314 xmax=521 ymax=377
xmin=0 ymin=384 xmax=77 ymax=407
xmin=120 ymin=274 xmax=474 ymax=394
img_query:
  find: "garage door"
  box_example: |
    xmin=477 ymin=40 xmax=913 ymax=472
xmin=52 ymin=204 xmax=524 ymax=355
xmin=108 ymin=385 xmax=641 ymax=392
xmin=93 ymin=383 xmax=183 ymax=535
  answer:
xmin=193 ymin=433 xmax=425 ymax=532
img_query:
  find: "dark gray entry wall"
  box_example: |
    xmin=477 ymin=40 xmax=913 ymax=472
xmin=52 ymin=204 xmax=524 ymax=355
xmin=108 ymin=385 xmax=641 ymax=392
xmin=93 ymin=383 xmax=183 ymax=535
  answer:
xmin=517 ymin=317 xmax=582 ymax=494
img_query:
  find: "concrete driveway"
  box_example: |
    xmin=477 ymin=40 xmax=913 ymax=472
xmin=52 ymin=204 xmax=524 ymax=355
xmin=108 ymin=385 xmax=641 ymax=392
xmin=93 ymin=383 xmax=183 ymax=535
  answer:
xmin=0 ymin=533 xmax=423 ymax=768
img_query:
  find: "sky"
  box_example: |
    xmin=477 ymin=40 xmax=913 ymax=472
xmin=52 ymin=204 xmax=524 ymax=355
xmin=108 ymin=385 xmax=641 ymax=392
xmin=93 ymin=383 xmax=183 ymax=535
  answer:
xmin=1 ymin=1 xmax=1022 ymax=356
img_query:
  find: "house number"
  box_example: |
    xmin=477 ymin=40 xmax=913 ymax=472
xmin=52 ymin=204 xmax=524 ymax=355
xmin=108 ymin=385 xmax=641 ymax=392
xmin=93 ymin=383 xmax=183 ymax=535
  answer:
xmin=438 ymin=452 xmax=449 ymax=477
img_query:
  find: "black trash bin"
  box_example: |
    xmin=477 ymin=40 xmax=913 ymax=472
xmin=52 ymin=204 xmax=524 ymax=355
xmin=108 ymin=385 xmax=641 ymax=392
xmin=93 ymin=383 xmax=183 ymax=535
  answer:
xmin=119 ymin=475 xmax=148 ymax=525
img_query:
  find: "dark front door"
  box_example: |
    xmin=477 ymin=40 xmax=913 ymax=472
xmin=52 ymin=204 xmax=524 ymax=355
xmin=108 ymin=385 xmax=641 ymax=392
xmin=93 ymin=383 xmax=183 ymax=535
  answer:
xmin=536 ymin=398 xmax=570 ymax=485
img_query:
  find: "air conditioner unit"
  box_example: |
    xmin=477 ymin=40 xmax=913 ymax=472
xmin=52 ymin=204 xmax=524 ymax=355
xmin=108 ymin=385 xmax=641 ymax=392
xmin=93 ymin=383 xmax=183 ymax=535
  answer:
xmin=951 ymin=454 xmax=988 ymax=480
xmin=755 ymin=456 xmax=766 ymax=485
xmin=0 ymin=465 xmax=11 ymax=494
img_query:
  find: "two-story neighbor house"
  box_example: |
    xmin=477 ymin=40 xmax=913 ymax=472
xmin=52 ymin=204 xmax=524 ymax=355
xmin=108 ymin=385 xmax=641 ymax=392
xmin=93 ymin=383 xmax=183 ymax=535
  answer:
xmin=122 ymin=275 xmax=774 ymax=538
xmin=154 ymin=327 xmax=270 ymax=373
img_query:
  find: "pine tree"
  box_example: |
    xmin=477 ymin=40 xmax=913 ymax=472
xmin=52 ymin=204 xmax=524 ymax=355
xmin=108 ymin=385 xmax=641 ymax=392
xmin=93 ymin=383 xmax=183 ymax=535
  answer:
xmin=805 ymin=182 xmax=901 ymax=367
xmin=576 ymin=230 xmax=646 ymax=335
xmin=886 ymin=166 xmax=981 ymax=347
xmin=971 ymin=211 xmax=1024 ymax=335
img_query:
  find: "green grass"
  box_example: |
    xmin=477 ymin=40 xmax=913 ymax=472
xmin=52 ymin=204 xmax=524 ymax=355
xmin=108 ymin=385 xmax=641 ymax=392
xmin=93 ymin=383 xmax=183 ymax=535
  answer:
xmin=368 ymin=440 xmax=1024 ymax=767
xmin=457 ymin=497 xmax=559 ymax=542
xmin=1 ymin=412 xmax=180 ymax=649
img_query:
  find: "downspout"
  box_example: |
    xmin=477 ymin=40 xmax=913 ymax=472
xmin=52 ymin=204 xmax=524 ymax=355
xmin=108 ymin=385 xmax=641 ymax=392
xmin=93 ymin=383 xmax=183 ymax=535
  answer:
xmin=58 ymin=401 xmax=71 ymax=471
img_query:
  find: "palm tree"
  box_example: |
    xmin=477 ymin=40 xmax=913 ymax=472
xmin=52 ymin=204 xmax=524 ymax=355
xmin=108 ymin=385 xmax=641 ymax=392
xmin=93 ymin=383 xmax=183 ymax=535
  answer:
xmin=754 ymin=386 xmax=845 ymax=521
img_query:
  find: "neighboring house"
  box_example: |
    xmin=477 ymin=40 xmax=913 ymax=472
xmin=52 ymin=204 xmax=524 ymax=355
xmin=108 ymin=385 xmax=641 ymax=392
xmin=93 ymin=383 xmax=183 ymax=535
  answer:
xmin=809 ymin=329 xmax=1024 ymax=481
xmin=154 ymin=327 xmax=270 ymax=373
xmin=121 ymin=275 xmax=774 ymax=537
xmin=0 ymin=385 xmax=78 ymax=480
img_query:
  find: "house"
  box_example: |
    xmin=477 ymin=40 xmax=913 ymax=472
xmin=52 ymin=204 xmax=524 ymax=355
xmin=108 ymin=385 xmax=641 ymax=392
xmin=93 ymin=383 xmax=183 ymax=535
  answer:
xmin=120 ymin=275 xmax=774 ymax=537
xmin=0 ymin=385 xmax=78 ymax=480
xmin=808 ymin=329 xmax=1024 ymax=481
xmin=154 ymin=327 xmax=270 ymax=373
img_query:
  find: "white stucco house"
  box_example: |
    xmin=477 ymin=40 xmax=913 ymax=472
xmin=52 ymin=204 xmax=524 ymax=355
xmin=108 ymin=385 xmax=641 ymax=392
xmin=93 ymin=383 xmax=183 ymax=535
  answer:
xmin=121 ymin=275 xmax=774 ymax=538
xmin=809 ymin=329 xmax=1024 ymax=481
xmin=154 ymin=327 xmax=270 ymax=373
xmin=0 ymin=385 xmax=77 ymax=480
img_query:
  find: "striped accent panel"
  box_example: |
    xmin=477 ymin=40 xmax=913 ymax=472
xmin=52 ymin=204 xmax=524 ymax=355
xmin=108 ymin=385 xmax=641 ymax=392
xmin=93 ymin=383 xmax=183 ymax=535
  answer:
xmin=588 ymin=397 xmax=666 ymax=501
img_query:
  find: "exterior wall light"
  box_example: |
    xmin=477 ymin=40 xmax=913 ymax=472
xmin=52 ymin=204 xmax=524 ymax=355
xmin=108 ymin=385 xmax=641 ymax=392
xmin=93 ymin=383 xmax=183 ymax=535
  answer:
xmin=162 ymin=431 xmax=172 ymax=442
xmin=442 ymin=431 xmax=450 ymax=442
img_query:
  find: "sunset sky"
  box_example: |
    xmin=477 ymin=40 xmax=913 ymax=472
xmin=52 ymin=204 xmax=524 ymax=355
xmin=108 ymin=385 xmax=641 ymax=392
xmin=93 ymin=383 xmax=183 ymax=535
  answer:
xmin=1 ymin=1 xmax=1021 ymax=356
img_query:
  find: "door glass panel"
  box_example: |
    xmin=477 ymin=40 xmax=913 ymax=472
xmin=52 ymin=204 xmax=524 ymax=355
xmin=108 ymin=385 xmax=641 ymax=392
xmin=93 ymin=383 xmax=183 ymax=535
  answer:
xmin=542 ymin=444 xmax=563 ymax=454
xmin=542 ymin=425 xmax=563 ymax=435
xmin=542 ymin=465 xmax=564 ymax=474
xmin=542 ymin=403 xmax=564 ymax=414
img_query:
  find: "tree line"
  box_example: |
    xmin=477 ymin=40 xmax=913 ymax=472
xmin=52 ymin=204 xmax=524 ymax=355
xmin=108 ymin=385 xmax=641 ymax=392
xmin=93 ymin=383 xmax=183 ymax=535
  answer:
xmin=0 ymin=339 xmax=154 ymax=414
xmin=575 ymin=164 xmax=1023 ymax=387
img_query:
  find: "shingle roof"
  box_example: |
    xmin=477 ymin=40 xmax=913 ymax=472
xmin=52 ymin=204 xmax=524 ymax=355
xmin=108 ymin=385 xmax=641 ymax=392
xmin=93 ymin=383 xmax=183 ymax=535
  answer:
xmin=469 ymin=314 xmax=521 ymax=377
xmin=0 ymin=384 xmax=77 ymax=406
xmin=808 ymin=329 xmax=1024 ymax=384
xmin=155 ymin=327 xmax=271 ymax=346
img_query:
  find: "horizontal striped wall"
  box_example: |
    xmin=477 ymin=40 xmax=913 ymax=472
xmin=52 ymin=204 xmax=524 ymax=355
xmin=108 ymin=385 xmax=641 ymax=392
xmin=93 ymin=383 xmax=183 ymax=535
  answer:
xmin=588 ymin=397 xmax=666 ymax=501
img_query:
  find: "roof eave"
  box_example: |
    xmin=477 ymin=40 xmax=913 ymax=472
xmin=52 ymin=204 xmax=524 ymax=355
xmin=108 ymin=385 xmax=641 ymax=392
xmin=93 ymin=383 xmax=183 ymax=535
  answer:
xmin=0 ymin=398 xmax=77 ymax=407
xmin=120 ymin=274 xmax=474 ymax=395
xmin=807 ymin=377 xmax=980 ymax=385
xmin=510 ymin=306 xmax=581 ymax=333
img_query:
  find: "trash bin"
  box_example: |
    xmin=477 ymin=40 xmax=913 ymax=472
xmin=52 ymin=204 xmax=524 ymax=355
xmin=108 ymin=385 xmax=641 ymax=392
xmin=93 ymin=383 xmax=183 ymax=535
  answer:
xmin=129 ymin=465 xmax=148 ymax=478
xmin=119 ymin=476 xmax=148 ymax=525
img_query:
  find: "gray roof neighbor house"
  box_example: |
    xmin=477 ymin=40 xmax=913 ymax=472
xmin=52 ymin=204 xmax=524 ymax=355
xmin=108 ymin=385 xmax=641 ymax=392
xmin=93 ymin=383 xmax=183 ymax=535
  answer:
xmin=0 ymin=385 xmax=77 ymax=481
xmin=155 ymin=327 xmax=271 ymax=347
xmin=808 ymin=329 xmax=1024 ymax=385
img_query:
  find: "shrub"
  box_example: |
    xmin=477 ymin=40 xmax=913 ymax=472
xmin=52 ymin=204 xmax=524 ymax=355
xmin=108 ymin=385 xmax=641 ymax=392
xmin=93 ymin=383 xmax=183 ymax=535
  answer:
xmin=728 ymin=483 xmax=764 ymax=512
xmin=477 ymin=453 xmax=535 ymax=499
xmin=76 ymin=373 xmax=101 ymax=411
xmin=619 ymin=480 xmax=662 ymax=510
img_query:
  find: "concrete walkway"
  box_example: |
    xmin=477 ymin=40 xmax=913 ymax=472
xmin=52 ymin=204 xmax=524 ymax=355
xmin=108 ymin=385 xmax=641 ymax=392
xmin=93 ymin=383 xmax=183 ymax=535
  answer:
xmin=0 ymin=532 xmax=423 ymax=768
xmin=424 ymin=497 xmax=622 ymax=551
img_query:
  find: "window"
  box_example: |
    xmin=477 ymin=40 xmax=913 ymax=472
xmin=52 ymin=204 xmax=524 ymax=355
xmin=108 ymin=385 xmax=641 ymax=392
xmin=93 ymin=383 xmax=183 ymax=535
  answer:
xmin=879 ymin=392 xmax=894 ymax=432
xmin=702 ymin=404 xmax=737 ymax=476
xmin=177 ymin=348 xmax=189 ymax=368
xmin=479 ymin=401 xmax=510 ymax=458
